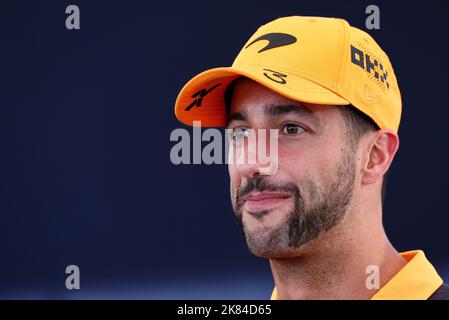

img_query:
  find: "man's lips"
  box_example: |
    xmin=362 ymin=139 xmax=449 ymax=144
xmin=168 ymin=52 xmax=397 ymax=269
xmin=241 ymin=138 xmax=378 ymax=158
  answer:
xmin=243 ymin=192 xmax=291 ymax=212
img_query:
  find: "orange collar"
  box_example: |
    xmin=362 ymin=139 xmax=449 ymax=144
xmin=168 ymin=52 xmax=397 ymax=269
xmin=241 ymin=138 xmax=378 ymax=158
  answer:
xmin=270 ymin=250 xmax=443 ymax=300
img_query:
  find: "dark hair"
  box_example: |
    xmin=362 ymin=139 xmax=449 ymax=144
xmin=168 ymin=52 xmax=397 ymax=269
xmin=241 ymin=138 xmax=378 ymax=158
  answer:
xmin=224 ymin=78 xmax=238 ymax=115
xmin=224 ymin=77 xmax=388 ymax=205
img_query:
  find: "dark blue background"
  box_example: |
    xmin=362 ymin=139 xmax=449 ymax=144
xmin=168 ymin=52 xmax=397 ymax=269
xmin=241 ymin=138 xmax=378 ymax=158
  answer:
xmin=0 ymin=0 xmax=448 ymax=299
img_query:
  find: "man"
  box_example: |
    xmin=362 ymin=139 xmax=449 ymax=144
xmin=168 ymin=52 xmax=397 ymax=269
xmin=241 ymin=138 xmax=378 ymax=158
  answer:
xmin=174 ymin=16 xmax=449 ymax=299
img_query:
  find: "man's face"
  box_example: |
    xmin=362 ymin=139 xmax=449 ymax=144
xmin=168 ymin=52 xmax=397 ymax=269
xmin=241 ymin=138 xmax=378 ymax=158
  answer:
xmin=227 ymin=78 xmax=358 ymax=258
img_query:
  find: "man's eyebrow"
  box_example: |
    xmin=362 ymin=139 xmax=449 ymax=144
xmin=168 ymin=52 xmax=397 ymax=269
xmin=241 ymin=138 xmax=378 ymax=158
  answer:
xmin=266 ymin=103 xmax=322 ymax=127
xmin=226 ymin=103 xmax=323 ymax=128
xmin=226 ymin=112 xmax=247 ymax=126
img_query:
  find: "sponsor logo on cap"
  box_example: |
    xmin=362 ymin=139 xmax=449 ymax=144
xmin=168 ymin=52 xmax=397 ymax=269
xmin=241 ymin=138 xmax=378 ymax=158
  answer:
xmin=185 ymin=83 xmax=221 ymax=111
xmin=262 ymin=68 xmax=288 ymax=84
xmin=245 ymin=32 xmax=297 ymax=53
xmin=351 ymin=45 xmax=390 ymax=90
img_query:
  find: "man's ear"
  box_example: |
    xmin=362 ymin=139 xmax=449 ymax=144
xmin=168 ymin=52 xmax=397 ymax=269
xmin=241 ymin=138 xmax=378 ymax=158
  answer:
xmin=361 ymin=130 xmax=399 ymax=185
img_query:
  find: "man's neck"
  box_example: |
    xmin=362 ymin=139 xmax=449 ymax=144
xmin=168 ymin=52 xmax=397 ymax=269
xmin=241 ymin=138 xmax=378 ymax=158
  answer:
xmin=269 ymin=217 xmax=407 ymax=300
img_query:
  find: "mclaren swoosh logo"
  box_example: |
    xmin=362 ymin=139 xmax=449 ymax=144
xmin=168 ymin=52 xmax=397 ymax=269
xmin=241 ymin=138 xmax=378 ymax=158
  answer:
xmin=245 ymin=32 xmax=297 ymax=53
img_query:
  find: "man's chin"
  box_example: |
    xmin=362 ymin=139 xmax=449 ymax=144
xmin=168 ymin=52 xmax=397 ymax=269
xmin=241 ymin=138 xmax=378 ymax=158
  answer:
xmin=242 ymin=222 xmax=320 ymax=259
xmin=246 ymin=245 xmax=302 ymax=259
xmin=241 ymin=207 xmax=290 ymax=231
xmin=242 ymin=228 xmax=302 ymax=259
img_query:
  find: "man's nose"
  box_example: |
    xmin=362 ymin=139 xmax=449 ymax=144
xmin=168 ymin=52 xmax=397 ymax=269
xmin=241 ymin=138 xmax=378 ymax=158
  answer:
xmin=235 ymin=152 xmax=262 ymax=179
xmin=233 ymin=129 xmax=273 ymax=178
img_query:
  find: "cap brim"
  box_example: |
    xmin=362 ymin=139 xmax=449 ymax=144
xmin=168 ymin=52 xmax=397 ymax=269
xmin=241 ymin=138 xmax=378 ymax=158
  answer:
xmin=174 ymin=65 xmax=350 ymax=127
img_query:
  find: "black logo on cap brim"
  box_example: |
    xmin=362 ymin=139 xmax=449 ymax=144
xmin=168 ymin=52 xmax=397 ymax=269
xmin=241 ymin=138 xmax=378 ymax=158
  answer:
xmin=185 ymin=83 xmax=221 ymax=111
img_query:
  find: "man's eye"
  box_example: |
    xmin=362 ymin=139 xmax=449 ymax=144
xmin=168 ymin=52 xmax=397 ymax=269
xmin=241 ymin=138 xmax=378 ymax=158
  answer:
xmin=230 ymin=128 xmax=250 ymax=143
xmin=282 ymin=124 xmax=305 ymax=135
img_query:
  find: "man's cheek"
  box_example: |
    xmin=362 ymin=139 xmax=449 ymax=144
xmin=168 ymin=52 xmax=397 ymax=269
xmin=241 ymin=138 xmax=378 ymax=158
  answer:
xmin=228 ymin=165 xmax=240 ymax=191
xmin=228 ymin=177 xmax=239 ymax=208
xmin=227 ymin=162 xmax=237 ymax=179
xmin=230 ymin=186 xmax=237 ymax=209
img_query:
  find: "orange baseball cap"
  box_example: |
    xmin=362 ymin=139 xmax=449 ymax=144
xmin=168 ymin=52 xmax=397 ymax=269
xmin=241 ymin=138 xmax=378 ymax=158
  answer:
xmin=174 ymin=16 xmax=402 ymax=133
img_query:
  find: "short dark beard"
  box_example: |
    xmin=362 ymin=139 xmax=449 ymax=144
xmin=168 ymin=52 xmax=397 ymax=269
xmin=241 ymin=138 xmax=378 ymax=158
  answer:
xmin=233 ymin=151 xmax=356 ymax=258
